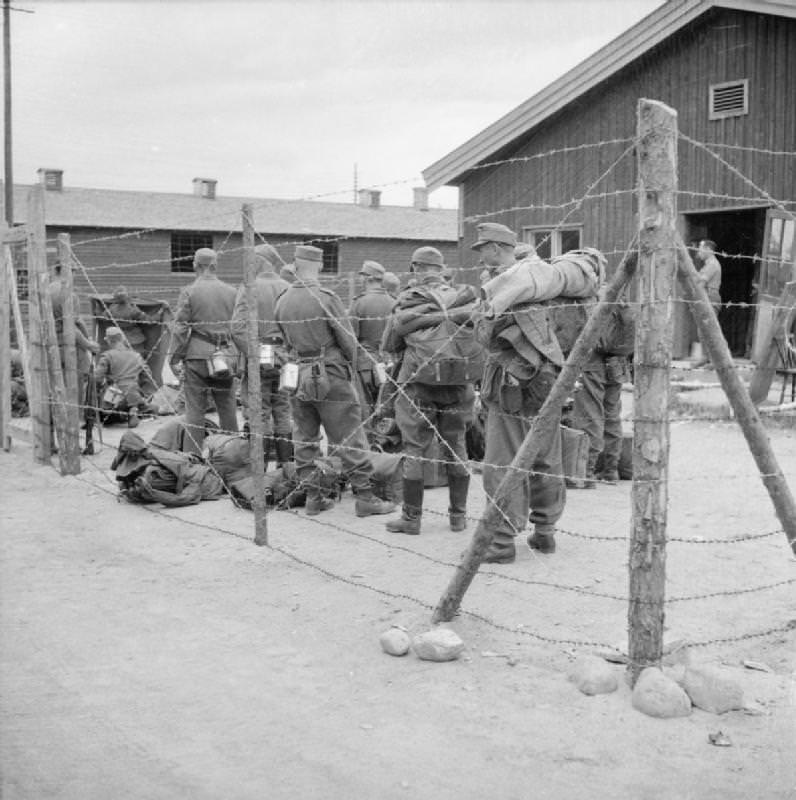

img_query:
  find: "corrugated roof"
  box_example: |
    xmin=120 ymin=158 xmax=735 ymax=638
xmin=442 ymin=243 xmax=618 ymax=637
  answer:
xmin=3 ymin=183 xmax=458 ymax=242
xmin=422 ymin=0 xmax=796 ymax=190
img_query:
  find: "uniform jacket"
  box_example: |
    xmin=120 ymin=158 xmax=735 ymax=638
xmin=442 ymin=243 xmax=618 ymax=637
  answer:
xmin=96 ymin=346 xmax=145 ymax=392
xmin=699 ymin=255 xmax=722 ymax=304
xmin=105 ymin=300 xmax=148 ymax=348
xmin=349 ymin=288 xmax=396 ymax=355
xmin=273 ymin=279 xmax=357 ymax=379
xmin=171 ymin=273 xmax=237 ymax=362
xmin=230 ymin=270 xmax=290 ymax=353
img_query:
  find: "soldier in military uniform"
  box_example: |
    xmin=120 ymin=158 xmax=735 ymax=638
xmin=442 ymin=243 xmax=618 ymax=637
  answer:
xmin=273 ymin=245 xmax=396 ymax=517
xmin=383 ymin=271 xmax=401 ymax=299
xmin=231 ymin=243 xmax=293 ymax=466
xmin=170 ymin=248 xmax=239 ymax=455
xmin=95 ymin=326 xmax=150 ymax=427
xmin=105 ymin=286 xmax=150 ymax=359
xmin=348 ymin=260 xmax=396 ymax=421
xmin=382 ymin=246 xmax=482 ymax=535
xmin=474 ymin=223 xmax=600 ymax=563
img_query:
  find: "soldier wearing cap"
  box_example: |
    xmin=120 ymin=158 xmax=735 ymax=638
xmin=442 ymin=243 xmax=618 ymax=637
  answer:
xmin=382 ymin=271 xmax=400 ymax=299
xmin=231 ymin=243 xmax=293 ymax=466
xmin=348 ymin=260 xmax=396 ymax=420
xmin=273 ymin=244 xmax=396 ymax=517
xmin=171 ymin=247 xmax=239 ymax=454
xmin=473 ymin=222 xmax=565 ymax=563
xmin=382 ymin=246 xmax=482 ymax=535
xmin=105 ymin=286 xmax=150 ymax=359
xmin=95 ymin=326 xmax=150 ymax=427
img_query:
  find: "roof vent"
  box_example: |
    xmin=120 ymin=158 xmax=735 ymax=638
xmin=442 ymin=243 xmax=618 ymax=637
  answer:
xmin=37 ymin=168 xmax=63 ymax=191
xmin=192 ymin=177 xmax=217 ymax=199
xmin=709 ymin=79 xmax=748 ymax=120
xmin=358 ymin=189 xmax=381 ymax=209
xmin=413 ymin=187 xmax=429 ymax=211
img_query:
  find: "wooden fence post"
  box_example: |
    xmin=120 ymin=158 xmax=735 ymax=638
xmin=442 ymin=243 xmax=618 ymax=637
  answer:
xmin=432 ymin=251 xmax=637 ymax=624
xmin=5 ymin=245 xmax=30 ymax=396
xmin=26 ymin=185 xmax=51 ymax=463
xmin=0 ymin=228 xmax=10 ymax=450
xmin=627 ymin=99 xmax=678 ymax=684
xmin=242 ymin=205 xmax=268 ymax=546
xmin=677 ymin=240 xmax=796 ymax=556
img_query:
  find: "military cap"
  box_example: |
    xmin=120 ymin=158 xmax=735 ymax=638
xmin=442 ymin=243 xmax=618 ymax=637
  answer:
xmin=359 ymin=260 xmax=385 ymax=278
xmin=382 ymin=271 xmax=400 ymax=293
xmin=112 ymin=285 xmax=129 ymax=301
xmin=194 ymin=247 xmax=217 ymax=267
xmin=410 ymin=246 xmax=445 ymax=268
xmin=294 ymin=244 xmax=323 ymax=264
xmin=254 ymin=243 xmax=285 ymax=269
xmin=105 ymin=326 xmax=123 ymax=339
xmin=471 ymin=222 xmax=517 ymax=250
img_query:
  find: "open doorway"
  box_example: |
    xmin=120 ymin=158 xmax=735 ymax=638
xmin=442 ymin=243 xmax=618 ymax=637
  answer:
xmin=685 ymin=208 xmax=766 ymax=357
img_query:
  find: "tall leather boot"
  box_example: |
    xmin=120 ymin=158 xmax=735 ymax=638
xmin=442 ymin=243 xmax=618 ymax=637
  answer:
xmin=385 ymin=479 xmax=424 ymax=534
xmin=448 ymin=474 xmax=470 ymax=531
xmin=600 ymin=454 xmax=619 ymax=484
xmin=275 ymin=432 xmax=294 ymax=468
xmin=582 ymin=452 xmax=598 ymax=489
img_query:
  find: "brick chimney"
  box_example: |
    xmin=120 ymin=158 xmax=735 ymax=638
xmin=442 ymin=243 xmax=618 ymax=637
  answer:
xmin=192 ymin=177 xmax=217 ymax=199
xmin=37 ymin=168 xmax=63 ymax=191
xmin=413 ymin=187 xmax=429 ymax=211
xmin=358 ymin=188 xmax=381 ymax=209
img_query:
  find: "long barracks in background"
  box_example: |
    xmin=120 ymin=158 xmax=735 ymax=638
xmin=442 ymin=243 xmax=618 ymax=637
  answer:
xmin=424 ymin=0 xmax=796 ymax=362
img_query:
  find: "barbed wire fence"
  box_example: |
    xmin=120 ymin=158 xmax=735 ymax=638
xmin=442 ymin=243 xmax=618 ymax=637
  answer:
xmin=2 ymin=98 xmax=796 ymax=676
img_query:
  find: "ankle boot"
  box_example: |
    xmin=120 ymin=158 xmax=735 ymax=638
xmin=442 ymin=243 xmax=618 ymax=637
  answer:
xmin=354 ymin=488 xmax=396 ymax=518
xmin=275 ymin=432 xmax=294 ymax=467
xmin=305 ymin=494 xmax=335 ymax=515
xmin=527 ymin=524 xmax=556 ymax=553
xmin=482 ymin=532 xmax=516 ymax=564
xmin=448 ymin=474 xmax=470 ymax=531
xmin=385 ymin=478 xmax=424 ymax=534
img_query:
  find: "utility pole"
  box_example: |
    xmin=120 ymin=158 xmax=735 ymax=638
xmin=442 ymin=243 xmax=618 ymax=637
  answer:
xmin=3 ymin=0 xmax=13 ymax=225
xmin=353 ymin=162 xmax=358 ymax=204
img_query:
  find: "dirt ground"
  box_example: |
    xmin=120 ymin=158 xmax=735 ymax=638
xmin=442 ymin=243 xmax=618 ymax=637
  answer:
xmin=1 ymin=413 xmax=795 ymax=800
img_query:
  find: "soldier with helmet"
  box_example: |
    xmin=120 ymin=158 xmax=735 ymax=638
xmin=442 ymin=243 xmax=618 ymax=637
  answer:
xmin=382 ymin=246 xmax=483 ymax=535
xmin=272 ymin=245 xmax=396 ymax=518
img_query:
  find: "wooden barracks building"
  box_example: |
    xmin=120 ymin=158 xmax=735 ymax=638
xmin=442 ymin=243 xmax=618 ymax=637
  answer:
xmin=423 ymin=0 xmax=796 ymax=360
xmin=3 ymin=173 xmax=457 ymax=313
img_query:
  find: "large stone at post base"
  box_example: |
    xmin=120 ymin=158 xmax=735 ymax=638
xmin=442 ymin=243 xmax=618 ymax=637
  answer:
xmin=568 ymin=655 xmax=619 ymax=695
xmin=380 ymin=628 xmax=411 ymax=657
xmin=682 ymin=664 xmax=745 ymax=714
xmin=632 ymin=667 xmax=692 ymax=718
xmin=412 ymin=628 xmax=465 ymax=662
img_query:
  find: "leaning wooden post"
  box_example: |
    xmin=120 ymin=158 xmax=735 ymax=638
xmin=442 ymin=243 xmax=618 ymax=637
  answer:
xmin=26 ymin=185 xmax=52 ymax=463
xmin=677 ymin=239 xmax=796 ymax=556
xmin=627 ymin=99 xmax=678 ymax=684
xmin=0 ymin=229 xmax=11 ymax=450
xmin=748 ymin=281 xmax=796 ymax=405
xmin=242 ymin=204 xmax=268 ymax=546
xmin=433 ymin=250 xmax=637 ymax=624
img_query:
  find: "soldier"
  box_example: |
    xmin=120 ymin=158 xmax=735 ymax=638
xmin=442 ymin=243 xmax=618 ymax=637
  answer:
xmin=105 ymin=286 xmax=150 ymax=359
xmin=170 ymin=248 xmax=239 ymax=455
xmin=383 ymin=271 xmax=401 ymax=299
xmin=273 ymin=244 xmax=395 ymax=517
xmin=349 ymin=260 xmax=396 ymax=421
xmin=95 ymin=327 xmax=151 ymax=427
xmin=231 ymin=243 xmax=293 ymax=466
xmin=474 ymin=223 xmax=600 ymax=563
xmin=382 ymin=246 xmax=482 ymax=535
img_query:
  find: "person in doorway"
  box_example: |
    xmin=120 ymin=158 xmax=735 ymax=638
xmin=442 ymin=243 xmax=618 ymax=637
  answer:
xmin=105 ymin=286 xmax=151 ymax=359
xmin=693 ymin=239 xmax=723 ymax=367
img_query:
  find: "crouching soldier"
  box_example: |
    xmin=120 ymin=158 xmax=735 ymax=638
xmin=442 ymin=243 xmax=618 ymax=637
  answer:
xmin=382 ymin=246 xmax=483 ymax=535
xmin=95 ymin=327 xmax=152 ymax=427
xmin=273 ymin=244 xmax=395 ymax=517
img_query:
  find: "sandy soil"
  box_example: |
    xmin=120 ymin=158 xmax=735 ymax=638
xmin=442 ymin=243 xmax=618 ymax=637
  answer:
xmin=1 ymin=415 xmax=795 ymax=800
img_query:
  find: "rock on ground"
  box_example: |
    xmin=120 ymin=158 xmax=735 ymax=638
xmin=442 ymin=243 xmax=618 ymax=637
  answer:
xmin=682 ymin=664 xmax=745 ymax=714
xmin=632 ymin=667 xmax=692 ymax=719
xmin=412 ymin=628 xmax=465 ymax=662
xmin=380 ymin=628 xmax=411 ymax=657
xmin=568 ymin=655 xmax=619 ymax=696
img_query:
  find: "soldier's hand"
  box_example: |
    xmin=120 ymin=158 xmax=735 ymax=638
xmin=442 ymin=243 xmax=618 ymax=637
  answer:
xmin=87 ymin=340 xmax=101 ymax=354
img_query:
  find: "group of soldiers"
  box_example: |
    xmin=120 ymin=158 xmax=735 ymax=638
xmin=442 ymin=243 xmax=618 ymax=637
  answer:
xmin=165 ymin=221 xmax=630 ymax=563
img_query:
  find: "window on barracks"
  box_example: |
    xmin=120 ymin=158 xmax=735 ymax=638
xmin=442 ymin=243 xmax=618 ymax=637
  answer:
xmin=522 ymin=227 xmax=582 ymax=260
xmin=309 ymin=239 xmax=339 ymax=275
xmin=171 ymin=231 xmax=213 ymax=272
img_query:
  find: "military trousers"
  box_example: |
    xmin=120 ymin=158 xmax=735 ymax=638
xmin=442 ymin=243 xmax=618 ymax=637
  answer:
xmin=183 ymin=359 xmax=238 ymax=455
xmin=482 ymin=394 xmax=565 ymax=537
xmin=290 ymin=375 xmax=373 ymax=492
xmin=571 ymin=355 xmax=626 ymax=468
xmin=394 ymin=383 xmax=474 ymax=481
xmin=240 ymin=369 xmax=292 ymax=437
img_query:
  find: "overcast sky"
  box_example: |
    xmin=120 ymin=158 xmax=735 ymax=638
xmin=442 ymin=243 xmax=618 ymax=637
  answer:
xmin=8 ymin=0 xmax=664 ymax=208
